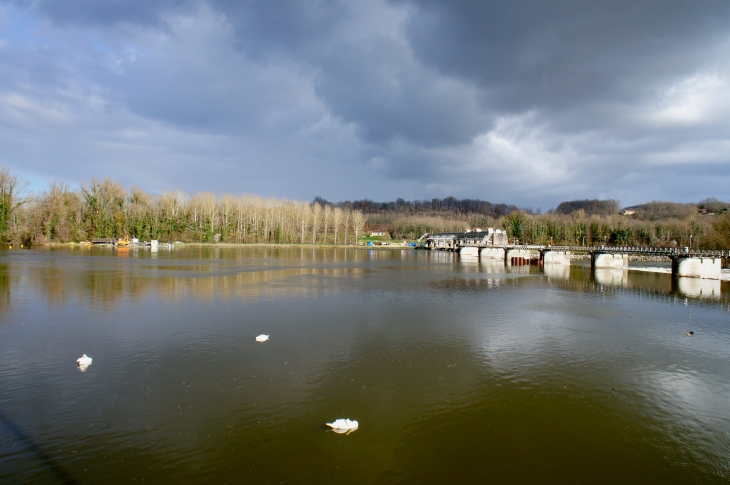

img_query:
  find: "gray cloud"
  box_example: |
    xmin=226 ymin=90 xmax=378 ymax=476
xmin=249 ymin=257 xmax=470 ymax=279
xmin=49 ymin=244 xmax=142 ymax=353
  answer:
xmin=1 ymin=0 xmax=729 ymax=206
xmin=398 ymin=1 xmax=730 ymax=110
xmin=14 ymin=0 xmax=185 ymax=28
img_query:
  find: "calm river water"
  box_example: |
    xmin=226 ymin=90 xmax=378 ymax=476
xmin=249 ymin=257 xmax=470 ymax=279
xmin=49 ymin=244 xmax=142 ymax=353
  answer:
xmin=1 ymin=246 xmax=729 ymax=484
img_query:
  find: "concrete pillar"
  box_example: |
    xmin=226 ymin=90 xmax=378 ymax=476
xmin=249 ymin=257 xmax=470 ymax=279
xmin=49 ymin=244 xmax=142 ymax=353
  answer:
xmin=459 ymin=247 xmax=479 ymax=257
xmin=672 ymin=257 xmax=721 ymax=280
xmin=542 ymin=251 xmax=571 ymax=264
xmin=480 ymin=247 xmax=505 ymax=260
xmin=592 ymin=253 xmax=628 ymax=269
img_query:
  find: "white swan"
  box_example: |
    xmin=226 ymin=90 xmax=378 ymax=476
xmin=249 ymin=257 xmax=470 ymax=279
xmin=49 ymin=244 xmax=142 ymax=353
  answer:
xmin=77 ymin=354 xmax=92 ymax=372
xmin=256 ymin=334 xmax=269 ymax=342
xmin=326 ymin=418 xmax=358 ymax=434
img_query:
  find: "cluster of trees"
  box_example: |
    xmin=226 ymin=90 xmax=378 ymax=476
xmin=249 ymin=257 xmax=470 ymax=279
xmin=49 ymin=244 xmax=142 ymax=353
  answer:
xmin=554 ymin=199 xmax=619 ymax=216
xmin=370 ymin=204 xmax=730 ymax=250
xmin=698 ymin=197 xmax=730 ymax=214
xmin=0 ymin=171 xmax=366 ymax=245
xmin=1 ymin=166 xmax=728 ymax=250
xmin=376 ymin=210 xmax=729 ymax=249
xmin=498 ymin=211 xmax=729 ymax=248
xmin=317 ymin=196 xmax=524 ymax=218
xmin=625 ymin=200 xmax=728 ymax=221
xmin=323 ymin=196 xmax=728 ymax=249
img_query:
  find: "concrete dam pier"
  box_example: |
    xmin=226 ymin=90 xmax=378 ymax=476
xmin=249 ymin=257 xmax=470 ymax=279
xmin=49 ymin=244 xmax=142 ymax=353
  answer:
xmin=421 ymin=231 xmax=726 ymax=280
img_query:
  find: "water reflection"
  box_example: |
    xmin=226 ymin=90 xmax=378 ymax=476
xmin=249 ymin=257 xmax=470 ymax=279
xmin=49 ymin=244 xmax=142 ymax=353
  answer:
xmin=593 ymin=268 xmax=628 ymax=286
xmin=674 ymin=277 xmax=721 ymax=299
xmin=1 ymin=247 xmax=726 ymax=312
xmin=543 ymin=262 xmax=570 ymax=279
xmin=1 ymin=247 xmax=729 ymax=484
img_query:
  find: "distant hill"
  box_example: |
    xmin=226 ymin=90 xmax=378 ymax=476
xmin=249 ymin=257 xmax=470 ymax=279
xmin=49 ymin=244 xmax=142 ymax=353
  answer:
xmin=697 ymin=197 xmax=730 ymax=214
xmin=623 ymin=201 xmax=695 ymax=221
xmin=318 ymin=196 xmax=523 ymax=219
xmin=554 ymin=199 xmax=619 ymax=216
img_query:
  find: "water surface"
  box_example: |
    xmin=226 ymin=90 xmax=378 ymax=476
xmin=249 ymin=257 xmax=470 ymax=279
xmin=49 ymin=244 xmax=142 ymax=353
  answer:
xmin=1 ymin=246 xmax=729 ymax=484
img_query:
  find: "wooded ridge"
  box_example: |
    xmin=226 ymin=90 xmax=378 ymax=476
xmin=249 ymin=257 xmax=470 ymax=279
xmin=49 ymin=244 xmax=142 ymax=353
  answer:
xmin=1 ymin=167 xmax=729 ymax=249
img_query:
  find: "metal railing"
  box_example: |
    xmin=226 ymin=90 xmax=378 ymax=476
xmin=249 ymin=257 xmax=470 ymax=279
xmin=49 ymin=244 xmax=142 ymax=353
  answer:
xmin=424 ymin=232 xmax=728 ymax=258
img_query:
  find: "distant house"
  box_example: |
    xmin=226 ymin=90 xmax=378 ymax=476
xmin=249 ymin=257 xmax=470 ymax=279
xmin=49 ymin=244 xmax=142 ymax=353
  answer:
xmin=370 ymin=231 xmax=387 ymax=237
xmin=620 ymin=210 xmax=636 ymax=216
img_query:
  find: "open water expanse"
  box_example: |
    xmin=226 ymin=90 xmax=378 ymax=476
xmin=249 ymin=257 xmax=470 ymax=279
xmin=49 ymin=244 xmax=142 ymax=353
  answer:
xmin=1 ymin=246 xmax=730 ymax=484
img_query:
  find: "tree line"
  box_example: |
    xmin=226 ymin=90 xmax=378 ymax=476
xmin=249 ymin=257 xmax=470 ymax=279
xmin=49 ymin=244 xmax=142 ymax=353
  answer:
xmin=315 ymin=196 xmax=524 ymax=218
xmin=315 ymin=195 xmax=729 ymax=250
xmin=0 ymin=169 xmax=366 ymax=245
xmin=1 ymin=166 xmax=728 ymax=250
xmin=374 ymin=209 xmax=729 ymax=250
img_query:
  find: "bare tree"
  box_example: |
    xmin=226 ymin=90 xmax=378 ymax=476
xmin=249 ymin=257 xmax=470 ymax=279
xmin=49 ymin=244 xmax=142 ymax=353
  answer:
xmin=201 ymin=193 xmax=217 ymax=241
xmin=332 ymin=207 xmax=343 ymax=245
xmin=311 ymin=202 xmax=322 ymax=244
xmin=35 ymin=181 xmax=72 ymax=242
xmin=343 ymin=209 xmax=352 ymax=245
xmin=352 ymin=210 xmax=366 ymax=245
xmin=220 ymin=194 xmax=236 ymax=242
xmin=299 ymin=203 xmax=311 ymax=244
xmin=158 ymin=191 xmax=184 ymax=241
xmin=323 ymin=204 xmax=332 ymax=244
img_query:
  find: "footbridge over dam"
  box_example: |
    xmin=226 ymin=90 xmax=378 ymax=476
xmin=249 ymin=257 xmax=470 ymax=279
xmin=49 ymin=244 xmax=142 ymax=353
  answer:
xmin=420 ymin=231 xmax=728 ymax=280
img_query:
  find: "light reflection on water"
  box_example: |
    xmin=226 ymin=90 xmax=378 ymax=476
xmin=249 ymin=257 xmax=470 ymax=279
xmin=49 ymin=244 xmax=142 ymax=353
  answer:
xmin=1 ymin=246 xmax=729 ymax=484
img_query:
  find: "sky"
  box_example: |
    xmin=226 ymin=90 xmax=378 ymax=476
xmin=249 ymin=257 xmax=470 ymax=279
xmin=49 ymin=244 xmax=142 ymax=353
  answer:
xmin=1 ymin=0 xmax=729 ymax=209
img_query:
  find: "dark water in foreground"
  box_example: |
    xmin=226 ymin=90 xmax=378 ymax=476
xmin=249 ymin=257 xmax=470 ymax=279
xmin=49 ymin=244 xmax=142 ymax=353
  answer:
xmin=1 ymin=246 xmax=729 ymax=484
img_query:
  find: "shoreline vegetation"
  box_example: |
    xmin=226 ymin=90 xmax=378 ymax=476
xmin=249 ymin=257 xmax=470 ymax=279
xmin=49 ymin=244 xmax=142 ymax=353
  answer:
xmin=1 ymin=166 xmax=729 ymax=250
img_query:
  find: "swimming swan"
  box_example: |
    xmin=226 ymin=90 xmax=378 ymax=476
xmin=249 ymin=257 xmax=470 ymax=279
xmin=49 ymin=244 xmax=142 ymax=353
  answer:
xmin=256 ymin=334 xmax=269 ymax=342
xmin=326 ymin=419 xmax=358 ymax=434
xmin=77 ymin=354 xmax=92 ymax=372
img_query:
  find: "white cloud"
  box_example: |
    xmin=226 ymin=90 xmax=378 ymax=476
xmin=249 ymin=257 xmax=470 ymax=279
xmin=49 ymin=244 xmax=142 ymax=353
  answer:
xmin=646 ymin=73 xmax=730 ymax=126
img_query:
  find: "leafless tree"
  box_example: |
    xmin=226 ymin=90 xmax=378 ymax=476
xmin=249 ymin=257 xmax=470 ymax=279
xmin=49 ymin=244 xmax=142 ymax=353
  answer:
xmin=299 ymin=203 xmax=311 ymax=244
xmin=220 ymin=194 xmax=236 ymax=242
xmin=352 ymin=210 xmax=366 ymax=244
xmin=323 ymin=204 xmax=332 ymax=244
xmin=343 ymin=209 xmax=352 ymax=245
xmin=311 ymin=202 xmax=322 ymax=244
xmin=332 ymin=207 xmax=343 ymax=245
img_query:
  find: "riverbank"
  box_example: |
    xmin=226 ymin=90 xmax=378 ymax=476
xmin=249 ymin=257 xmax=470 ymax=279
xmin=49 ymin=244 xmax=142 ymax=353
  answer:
xmin=37 ymin=241 xmax=414 ymax=250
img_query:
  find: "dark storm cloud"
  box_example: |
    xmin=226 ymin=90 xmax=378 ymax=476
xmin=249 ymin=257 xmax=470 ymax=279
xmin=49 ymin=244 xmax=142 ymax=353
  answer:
xmin=397 ymin=0 xmax=730 ymax=112
xmin=209 ymin=1 xmax=488 ymax=146
xmin=210 ymin=0 xmax=347 ymax=58
xmin=1 ymin=0 xmax=729 ymax=205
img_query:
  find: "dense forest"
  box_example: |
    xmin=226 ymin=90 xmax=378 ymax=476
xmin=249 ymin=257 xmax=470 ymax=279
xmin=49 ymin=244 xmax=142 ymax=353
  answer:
xmin=0 ymin=168 xmax=366 ymax=246
xmin=1 ymin=167 xmax=729 ymax=250
xmin=322 ymin=195 xmax=730 ymax=249
xmin=554 ymin=199 xmax=619 ymax=216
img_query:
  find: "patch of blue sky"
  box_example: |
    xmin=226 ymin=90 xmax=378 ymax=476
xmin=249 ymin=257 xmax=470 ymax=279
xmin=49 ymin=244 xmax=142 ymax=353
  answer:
xmin=1 ymin=5 xmax=140 ymax=63
xmin=0 ymin=4 xmax=49 ymax=48
xmin=20 ymin=169 xmax=80 ymax=195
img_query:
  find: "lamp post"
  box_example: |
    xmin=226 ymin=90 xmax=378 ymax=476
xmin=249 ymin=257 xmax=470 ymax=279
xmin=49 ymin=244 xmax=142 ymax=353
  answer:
xmin=690 ymin=234 xmax=693 ymax=250
xmin=604 ymin=236 xmax=607 ymax=247
xmin=582 ymin=235 xmax=586 ymax=247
